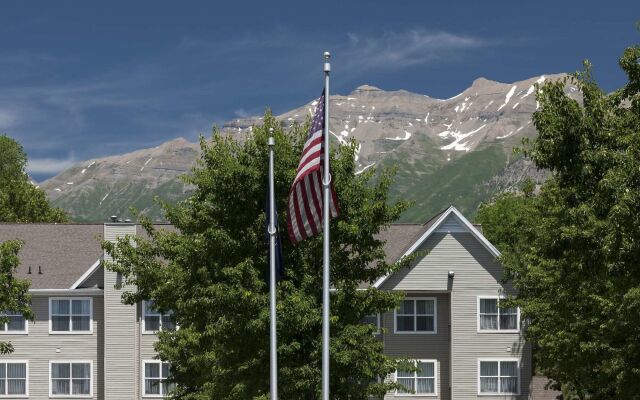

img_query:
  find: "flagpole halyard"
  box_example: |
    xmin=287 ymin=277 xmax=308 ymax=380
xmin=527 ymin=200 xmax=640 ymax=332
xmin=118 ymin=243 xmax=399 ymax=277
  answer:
xmin=268 ymin=127 xmax=278 ymax=400
xmin=321 ymin=51 xmax=331 ymax=400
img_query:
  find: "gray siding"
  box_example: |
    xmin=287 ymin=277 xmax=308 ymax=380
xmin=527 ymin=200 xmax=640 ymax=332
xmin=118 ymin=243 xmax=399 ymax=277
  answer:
xmin=383 ymin=293 xmax=450 ymax=400
xmin=103 ymin=223 xmax=138 ymax=400
xmin=79 ymin=266 xmax=104 ymax=289
xmin=0 ymin=294 xmax=103 ymax=399
xmin=382 ymin=232 xmax=532 ymax=400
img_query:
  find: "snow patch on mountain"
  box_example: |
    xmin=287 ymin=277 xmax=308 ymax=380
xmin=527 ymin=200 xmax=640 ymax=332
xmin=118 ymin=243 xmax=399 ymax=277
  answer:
xmin=439 ymin=124 xmax=487 ymax=151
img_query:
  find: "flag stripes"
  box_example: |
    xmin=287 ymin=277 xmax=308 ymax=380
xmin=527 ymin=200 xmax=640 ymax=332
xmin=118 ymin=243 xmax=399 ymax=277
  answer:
xmin=287 ymin=91 xmax=339 ymax=244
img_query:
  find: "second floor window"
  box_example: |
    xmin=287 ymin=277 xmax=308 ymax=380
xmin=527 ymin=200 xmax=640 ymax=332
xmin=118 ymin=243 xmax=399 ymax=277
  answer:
xmin=0 ymin=311 xmax=26 ymax=333
xmin=0 ymin=361 xmax=27 ymax=396
xmin=478 ymin=297 xmax=519 ymax=332
xmin=143 ymin=301 xmax=176 ymax=333
xmin=395 ymin=298 xmax=436 ymax=333
xmin=50 ymin=298 xmax=92 ymax=333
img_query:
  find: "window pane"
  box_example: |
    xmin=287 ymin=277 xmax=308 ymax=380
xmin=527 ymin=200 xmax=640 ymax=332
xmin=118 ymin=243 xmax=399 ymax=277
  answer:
xmin=396 ymin=316 xmax=414 ymax=331
xmin=52 ymin=379 xmax=70 ymax=395
xmin=72 ymin=300 xmax=90 ymax=315
xmin=480 ymin=361 xmax=498 ymax=376
xmin=163 ymin=381 xmax=177 ymax=395
xmin=361 ymin=314 xmax=377 ymax=326
xmin=145 ymin=379 xmax=161 ymax=395
xmin=416 ymin=316 xmax=434 ymax=332
xmin=396 ymin=368 xmax=413 ymax=378
xmin=72 ymin=363 xmax=90 ymax=378
xmin=0 ymin=363 xmax=5 ymax=377
xmin=500 ymin=361 xmax=518 ymax=377
xmin=145 ymin=316 xmax=161 ymax=331
xmin=72 ymin=315 xmax=91 ymax=331
xmin=7 ymin=378 xmax=26 ymax=395
xmin=145 ymin=363 xmax=160 ymax=378
xmin=416 ymin=300 xmax=434 ymax=315
xmin=480 ymin=299 xmax=498 ymax=313
xmin=416 ymin=377 xmax=434 ymax=394
xmin=7 ymin=315 xmax=25 ymax=331
xmin=0 ymin=379 xmax=4 ymax=395
xmin=72 ymin=379 xmax=91 ymax=394
xmin=417 ymin=362 xmax=434 ymax=377
xmin=397 ymin=377 xmax=414 ymax=393
xmin=480 ymin=315 xmax=498 ymax=330
xmin=145 ymin=300 xmax=158 ymax=314
xmin=162 ymin=315 xmax=176 ymax=331
xmin=500 ymin=314 xmax=518 ymax=330
xmin=162 ymin=363 xmax=171 ymax=378
xmin=501 ymin=377 xmax=518 ymax=393
xmin=480 ymin=377 xmax=499 ymax=393
xmin=7 ymin=363 xmax=25 ymax=379
xmin=52 ymin=299 xmax=70 ymax=314
xmin=398 ymin=300 xmax=414 ymax=314
xmin=52 ymin=315 xmax=70 ymax=331
xmin=52 ymin=363 xmax=70 ymax=379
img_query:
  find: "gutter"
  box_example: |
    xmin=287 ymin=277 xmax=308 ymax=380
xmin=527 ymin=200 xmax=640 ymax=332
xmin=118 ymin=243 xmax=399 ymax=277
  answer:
xmin=29 ymin=288 xmax=104 ymax=296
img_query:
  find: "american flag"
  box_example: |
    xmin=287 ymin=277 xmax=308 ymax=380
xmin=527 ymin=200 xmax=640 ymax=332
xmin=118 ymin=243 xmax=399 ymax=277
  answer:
xmin=287 ymin=91 xmax=339 ymax=244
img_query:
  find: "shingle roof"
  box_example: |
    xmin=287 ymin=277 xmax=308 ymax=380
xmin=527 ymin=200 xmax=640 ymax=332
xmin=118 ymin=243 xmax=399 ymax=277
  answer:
xmin=0 ymin=224 xmax=103 ymax=289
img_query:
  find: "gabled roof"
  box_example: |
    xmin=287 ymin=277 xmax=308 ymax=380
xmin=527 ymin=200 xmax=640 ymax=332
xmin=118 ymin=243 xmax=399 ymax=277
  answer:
xmin=372 ymin=205 xmax=500 ymax=289
xmin=0 ymin=223 xmax=104 ymax=289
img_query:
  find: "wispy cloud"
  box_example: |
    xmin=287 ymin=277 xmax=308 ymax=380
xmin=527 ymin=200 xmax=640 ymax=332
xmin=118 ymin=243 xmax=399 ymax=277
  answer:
xmin=27 ymin=156 xmax=77 ymax=175
xmin=342 ymin=30 xmax=491 ymax=71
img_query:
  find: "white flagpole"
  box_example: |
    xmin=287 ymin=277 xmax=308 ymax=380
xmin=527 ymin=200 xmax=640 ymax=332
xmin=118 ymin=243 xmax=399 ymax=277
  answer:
xmin=321 ymin=51 xmax=331 ymax=400
xmin=268 ymin=128 xmax=278 ymax=400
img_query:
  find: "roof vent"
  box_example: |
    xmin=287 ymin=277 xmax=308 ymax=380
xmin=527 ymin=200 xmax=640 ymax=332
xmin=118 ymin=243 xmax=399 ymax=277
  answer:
xmin=110 ymin=215 xmax=118 ymax=223
xmin=124 ymin=218 xmax=132 ymax=223
xmin=38 ymin=266 xmax=43 ymax=275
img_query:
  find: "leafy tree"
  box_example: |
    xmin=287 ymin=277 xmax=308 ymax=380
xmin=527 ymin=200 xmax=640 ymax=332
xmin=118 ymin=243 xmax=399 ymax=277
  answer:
xmin=0 ymin=134 xmax=67 ymax=223
xmin=0 ymin=240 xmax=34 ymax=354
xmin=476 ymin=45 xmax=640 ymax=399
xmin=104 ymin=113 xmax=414 ymax=399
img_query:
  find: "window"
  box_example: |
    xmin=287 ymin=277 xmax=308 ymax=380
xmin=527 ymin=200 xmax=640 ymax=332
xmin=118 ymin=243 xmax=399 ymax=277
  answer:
xmin=49 ymin=298 xmax=92 ymax=333
xmin=478 ymin=359 xmax=519 ymax=395
xmin=0 ymin=311 xmax=27 ymax=334
xmin=0 ymin=361 xmax=27 ymax=396
xmin=143 ymin=361 xmax=175 ymax=397
xmin=50 ymin=361 xmax=92 ymax=397
xmin=396 ymin=360 xmax=437 ymax=395
xmin=143 ymin=301 xmax=176 ymax=333
xmin=395 ymin=298 xmax=436 ymax=333
xmin=361 ymin=314 xmax=381 ymax=334
xmin=478 ymin=297 xmax=519 ymax=332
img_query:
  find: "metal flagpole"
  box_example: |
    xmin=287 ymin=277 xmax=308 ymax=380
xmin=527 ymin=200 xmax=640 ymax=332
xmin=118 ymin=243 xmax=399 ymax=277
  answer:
xmin=321 ymin=51 xmax=331 ymax=400
xmin=268 ymin=128 xmax=278 ymax=400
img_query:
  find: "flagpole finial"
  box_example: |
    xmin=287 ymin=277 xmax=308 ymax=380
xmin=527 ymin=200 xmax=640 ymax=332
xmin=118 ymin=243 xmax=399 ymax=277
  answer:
xmin=268 ymin=128 xmax=275 ymax=146
xmin=323 ymin=51 xmax=330 ymax=60
xmin=323 ymin=51 xmax=331 ymax=73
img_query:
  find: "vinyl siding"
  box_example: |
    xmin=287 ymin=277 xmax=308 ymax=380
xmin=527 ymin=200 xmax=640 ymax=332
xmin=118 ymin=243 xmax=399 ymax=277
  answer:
xmin=103 ymin=223 xmax=138 ymax=400
xmin=383 ymin=293 xmax=450 ymax=400
xmin=0 ymin=294 xmax=103 ymax=399
xmin=381 ymin=231 xmax=531 ymax=400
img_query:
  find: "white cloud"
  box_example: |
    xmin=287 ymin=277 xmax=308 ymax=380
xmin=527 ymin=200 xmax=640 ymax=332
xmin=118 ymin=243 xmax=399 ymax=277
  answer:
xmin=343 ymin=30 xmax=490 ymax=70
xmin=27 ymin=157 xmax=77 ymax=175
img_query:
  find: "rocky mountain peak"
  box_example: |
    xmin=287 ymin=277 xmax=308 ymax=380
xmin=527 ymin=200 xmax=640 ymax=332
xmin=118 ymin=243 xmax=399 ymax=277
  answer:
xmin=352 ymin=84 xmax=383 ymax=93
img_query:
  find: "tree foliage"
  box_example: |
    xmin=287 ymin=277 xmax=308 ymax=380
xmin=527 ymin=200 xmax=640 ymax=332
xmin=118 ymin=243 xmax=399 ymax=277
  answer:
xmin=104 ymin=113 xmax=414 ymax=399
xmin=476 ymin=45 xmax=640 ymax=399
xmin=0 ymin=240 xmax=34 ymax=354
xmin=0 ymin=134 xmax=67 ymax=223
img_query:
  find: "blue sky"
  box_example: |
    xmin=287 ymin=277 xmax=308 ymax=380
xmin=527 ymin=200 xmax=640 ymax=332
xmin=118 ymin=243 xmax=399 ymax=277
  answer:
xmin=0 ymin=1 xmax=637 ymax=181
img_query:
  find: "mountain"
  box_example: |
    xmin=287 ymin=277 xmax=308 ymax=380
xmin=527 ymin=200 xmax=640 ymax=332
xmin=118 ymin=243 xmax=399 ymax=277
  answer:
xmin=41 ymin=73 xmax=577 ymax=222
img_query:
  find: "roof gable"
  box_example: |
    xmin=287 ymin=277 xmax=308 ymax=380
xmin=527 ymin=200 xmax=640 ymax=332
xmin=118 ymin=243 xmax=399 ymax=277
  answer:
xmin=373 ymin=206 xmax=500 ymax=288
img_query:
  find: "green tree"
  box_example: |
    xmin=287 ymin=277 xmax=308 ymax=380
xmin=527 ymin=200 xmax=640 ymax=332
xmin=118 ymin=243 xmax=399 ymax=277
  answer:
xmin=0 ymin=240 xmax=34 ymax=354
xmin=104 ymin=113 xmax=415 ymax=399
xmin=0 ymin=134 xmax=67 ymax=223
xmin=476 ymin=45 xmax=640 ymax=399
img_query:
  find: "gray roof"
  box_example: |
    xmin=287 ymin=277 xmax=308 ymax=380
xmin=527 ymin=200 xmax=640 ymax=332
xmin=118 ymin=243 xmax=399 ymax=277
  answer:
xmin=0 ymin=224 xmax=103 ymax=289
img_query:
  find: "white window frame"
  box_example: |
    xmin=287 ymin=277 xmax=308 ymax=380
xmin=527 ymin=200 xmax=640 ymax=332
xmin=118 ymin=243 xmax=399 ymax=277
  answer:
xmin=142 ymin=300 xmax=176 ymax=334
xmin=477 ymin=358 xmax=520 ymax=396
xmin=477 ymin=296 xmax=520 ymax=333
xmin=394 ymin=359 xmax=438 ymax=397
xmin=48 ymin=360 xmax=93 ymax=398
xmin=142 ymin=360 xmax=173 ymax=398
xmin=0 ymin=360 xmax=29 ymax=398
xmin=49 ymin=297 xmax=93 ymax=334
xmin=362 ymin=313 xmax=381 ymax=335
xmin=0 ymin=311 xmax=28 ymax=335
xmin=394 ymin=297 xmax=437 ymax=334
